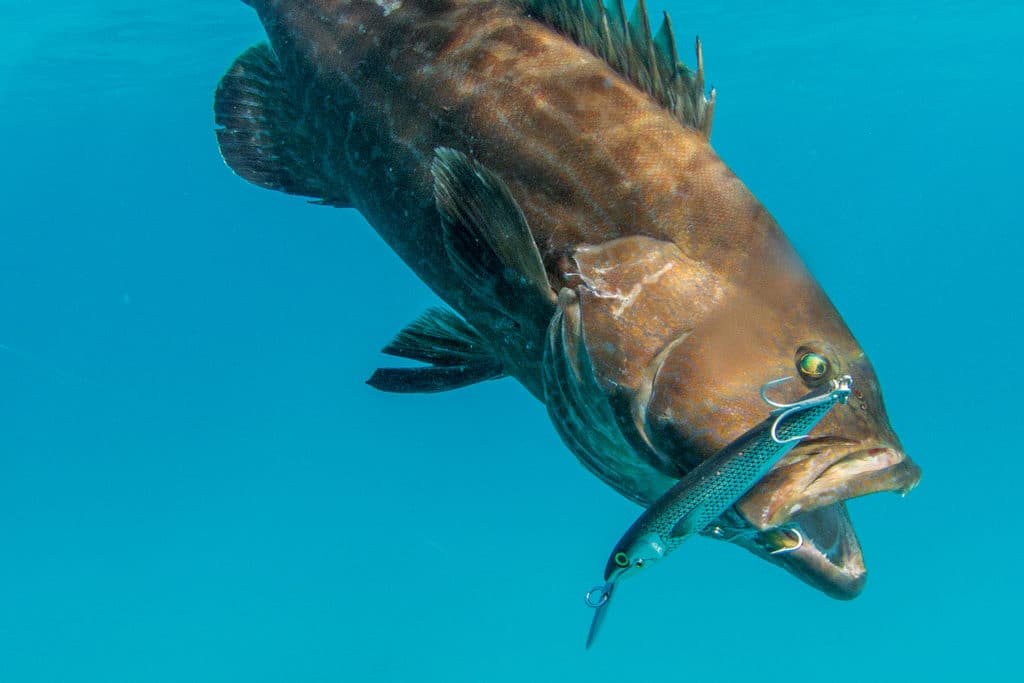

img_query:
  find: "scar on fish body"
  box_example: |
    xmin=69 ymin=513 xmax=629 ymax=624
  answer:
xmin=215 ymin=0 xmax=920 ymax=600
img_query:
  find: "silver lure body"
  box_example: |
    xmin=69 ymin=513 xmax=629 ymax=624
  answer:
xmin=585 ymin=375 xmax=853 ymax=647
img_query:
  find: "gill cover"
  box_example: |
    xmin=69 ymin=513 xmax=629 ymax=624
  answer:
xmin=543 ymin=236 xmax=725 ymax=503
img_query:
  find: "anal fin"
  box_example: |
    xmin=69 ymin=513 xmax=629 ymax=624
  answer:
xmin=214 ymin=43 xmax=348 ymax=206
xmin=367 ymin=307 xmax=505 ymax=393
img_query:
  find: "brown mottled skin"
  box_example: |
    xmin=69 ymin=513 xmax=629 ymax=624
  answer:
xmin=226 ymin=0 xmax=920 ymax=598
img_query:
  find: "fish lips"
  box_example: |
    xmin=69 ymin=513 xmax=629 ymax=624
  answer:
xmin=736 ymin=440 xmax=922 ymax=530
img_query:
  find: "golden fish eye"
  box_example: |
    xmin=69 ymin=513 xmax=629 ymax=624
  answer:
xmin=614 ymin=552 xmax=630 ymax=568
xmin=798 ymin=352 xmax=829 ymax=379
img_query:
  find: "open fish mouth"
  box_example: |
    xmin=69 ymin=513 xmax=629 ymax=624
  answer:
xmin=712 ymin=440 xmax=921 ymax=598
xmin=736 ymin=439 xmax=922 ymax=530
xmin=724 ymin=503 xmax=868 ymax=599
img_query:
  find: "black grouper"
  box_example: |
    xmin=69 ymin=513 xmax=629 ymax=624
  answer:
xmin=215 ymin=0 xmax=920 ymax=598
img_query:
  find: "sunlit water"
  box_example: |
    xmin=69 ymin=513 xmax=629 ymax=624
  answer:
xmin=2 ymin=1 xmax=1021 ymax=680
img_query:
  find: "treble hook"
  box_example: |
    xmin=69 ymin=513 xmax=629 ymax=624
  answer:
xmin=710 ymin=524 xmax=804 ymax=555
xmin=760 ymin=375 xmax=799 ymax=408
xmin=770 ymin=404 xmax=816 ymax=444
xmin=761 ymin=375 xmax=852 ymax=444
xmin=761 ymin=376 xmax=821 ymax=443
xmin=767 ymin=527 xmax=804 ymax=555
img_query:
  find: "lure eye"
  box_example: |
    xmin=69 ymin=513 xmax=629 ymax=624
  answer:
xmin=613 ymin=552 xmax=630 ymax=568
xmin=798 ymin=352 xmax=829 ymax=380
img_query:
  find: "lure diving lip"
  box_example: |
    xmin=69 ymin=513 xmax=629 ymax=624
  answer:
xmin=585 ymin=374 xmax=853 ymax=648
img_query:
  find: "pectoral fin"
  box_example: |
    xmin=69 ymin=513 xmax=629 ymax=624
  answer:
xmin=367 ymin=307 xmax=505 ymax=393
xmin=432 ymin=148 xmax=556 ymax=320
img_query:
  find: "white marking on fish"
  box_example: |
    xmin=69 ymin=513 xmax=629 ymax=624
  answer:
xmin=374 ymin=0 xmax=402 ymax=17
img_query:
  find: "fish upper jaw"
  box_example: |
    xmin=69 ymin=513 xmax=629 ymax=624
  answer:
xmin=736 ymin=439 xmax=922 ymax=530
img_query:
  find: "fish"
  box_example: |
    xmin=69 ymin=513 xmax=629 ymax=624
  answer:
xmin=585 ymin=374 xmax=853 ymax=648
xmin=214 ymin=0 xmax=921 ymax=601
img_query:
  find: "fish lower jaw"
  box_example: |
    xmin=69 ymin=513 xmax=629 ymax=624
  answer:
xmin=778 ymin=505 xmax=868 ymax=600
xmin=740 ymin=446 xmax=921 ymax=529
xmin=722 ymin=503 xmax=868 ymax=600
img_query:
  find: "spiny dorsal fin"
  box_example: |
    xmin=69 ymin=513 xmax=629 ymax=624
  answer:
xmin=518 ymin=0 xmax=716 ymax=139
xmin=367 ymin=307 xmax=505 ymax=393
xmin=432 ymin=148 xmax=556 ymax=319
xmin=215 ymin=43 xmax=349 ymax=206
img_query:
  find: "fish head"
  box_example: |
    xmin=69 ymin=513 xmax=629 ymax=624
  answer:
xmin=554 ymin=235 xmax=921 ymax=598
xmin=640 ymin=268 xmax=920 ymax=597
xmin=642 ymin=280 xmax=920 ymax=502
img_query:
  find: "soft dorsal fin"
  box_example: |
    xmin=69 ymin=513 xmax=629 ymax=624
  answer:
xmin=215 ymin=43 xmax=349 ymax=206
xmin=432 ymin=148 xmax=556 ymax=319
xmin=367 ymin=307 xmax=505 ymax=393
xmin=518 ymin=0 xmax=716 ymax=139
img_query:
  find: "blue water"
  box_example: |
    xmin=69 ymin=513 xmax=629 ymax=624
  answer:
xmin=2 ymin=1 xmax=1020 ymax=680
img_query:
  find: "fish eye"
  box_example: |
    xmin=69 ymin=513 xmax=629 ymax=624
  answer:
xmin=614 ymin=552 xmax=630 ymax=568
xmin=798 ymin=352 xmax=829 ymax=380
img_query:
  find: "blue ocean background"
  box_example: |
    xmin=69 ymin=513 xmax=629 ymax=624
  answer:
xmin=2 ymin=1 xmax=1021 ymax=680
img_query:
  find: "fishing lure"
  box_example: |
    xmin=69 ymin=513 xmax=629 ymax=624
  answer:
xmin=585 ymin=374 xmax=854 ymax=647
